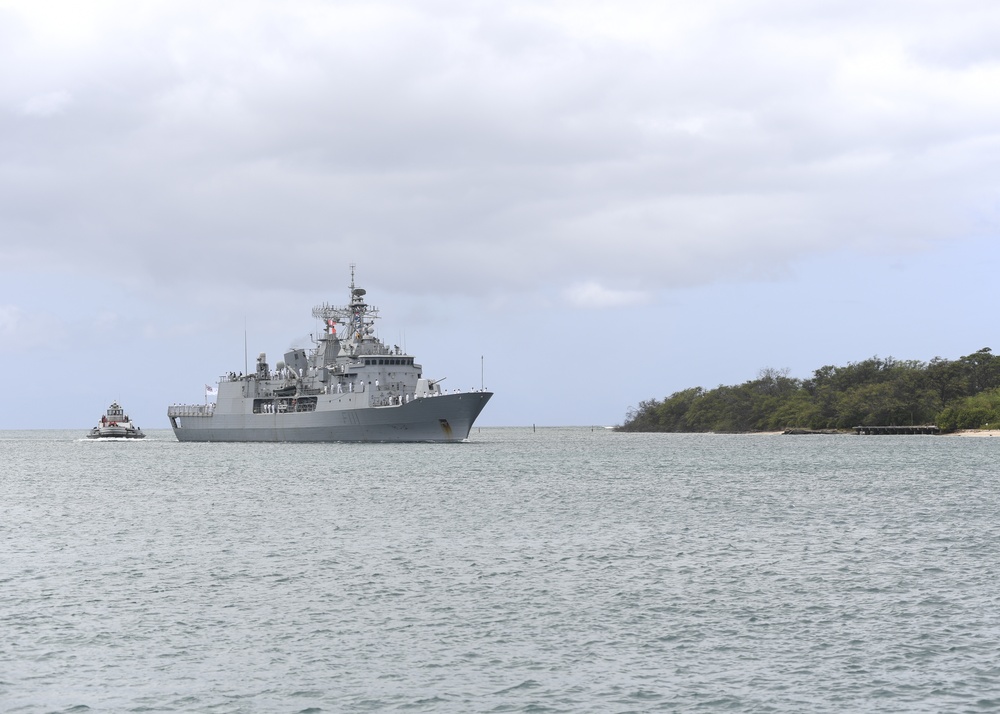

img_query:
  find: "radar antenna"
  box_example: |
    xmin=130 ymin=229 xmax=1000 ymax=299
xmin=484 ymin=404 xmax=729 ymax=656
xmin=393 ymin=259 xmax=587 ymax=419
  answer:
xmin=311 ymin=265 xmax=380 ymax=331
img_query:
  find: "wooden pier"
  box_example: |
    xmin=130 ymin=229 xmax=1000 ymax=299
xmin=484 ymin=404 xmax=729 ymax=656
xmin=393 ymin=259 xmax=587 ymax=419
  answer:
xmin=853 ymin=425 xmax=941 ymax=435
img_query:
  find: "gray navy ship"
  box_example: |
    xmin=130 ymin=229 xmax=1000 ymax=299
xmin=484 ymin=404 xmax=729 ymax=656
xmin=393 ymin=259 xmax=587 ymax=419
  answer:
xmin=167 ymin=267 xmax=492 ymax=442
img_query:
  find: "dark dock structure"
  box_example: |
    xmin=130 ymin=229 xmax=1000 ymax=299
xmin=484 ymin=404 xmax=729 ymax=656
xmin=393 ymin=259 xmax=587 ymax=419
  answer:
xmin=853 ymin=425 xmax=941 ymax=435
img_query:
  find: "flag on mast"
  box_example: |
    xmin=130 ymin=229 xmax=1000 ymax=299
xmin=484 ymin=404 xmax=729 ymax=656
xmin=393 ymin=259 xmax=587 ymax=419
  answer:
xmin=205 ymin=384 xmax=218 ymax=397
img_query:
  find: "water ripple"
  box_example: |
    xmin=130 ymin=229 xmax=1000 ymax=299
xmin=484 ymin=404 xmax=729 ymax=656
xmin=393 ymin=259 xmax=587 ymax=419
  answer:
xmin=2 ymin=430 xmax=1000 ymax=711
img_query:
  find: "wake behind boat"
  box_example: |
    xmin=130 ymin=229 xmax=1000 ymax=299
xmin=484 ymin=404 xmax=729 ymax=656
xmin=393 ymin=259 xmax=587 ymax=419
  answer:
xmin=167 ymin=266 xmax=492 ymax=442
xmin=88 ymin=401 xmax=146 ymax=439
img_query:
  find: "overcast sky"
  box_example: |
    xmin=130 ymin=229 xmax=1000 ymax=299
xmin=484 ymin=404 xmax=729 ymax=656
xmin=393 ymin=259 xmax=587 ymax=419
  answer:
xmin=2 ymin=0 xmax=999 ymax=429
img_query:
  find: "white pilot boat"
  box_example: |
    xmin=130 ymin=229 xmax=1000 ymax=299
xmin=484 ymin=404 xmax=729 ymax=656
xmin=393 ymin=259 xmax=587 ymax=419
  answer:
xmin=88 ymin=401 xmax=146 ymax=439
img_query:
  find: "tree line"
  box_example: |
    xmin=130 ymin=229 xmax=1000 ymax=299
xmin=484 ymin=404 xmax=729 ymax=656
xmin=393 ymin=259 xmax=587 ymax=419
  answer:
xmin=618 ymin=348 xmax=1000 ymax=433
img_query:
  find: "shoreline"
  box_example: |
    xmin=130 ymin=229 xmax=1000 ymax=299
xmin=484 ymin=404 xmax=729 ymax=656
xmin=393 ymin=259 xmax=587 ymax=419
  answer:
xmin=768 ymin=428 xmax=1000 ymax=437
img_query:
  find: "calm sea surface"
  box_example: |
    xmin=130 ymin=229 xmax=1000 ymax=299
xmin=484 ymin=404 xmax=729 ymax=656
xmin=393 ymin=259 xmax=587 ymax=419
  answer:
xmin=3 ymin=428 xmax=1000 ymax=712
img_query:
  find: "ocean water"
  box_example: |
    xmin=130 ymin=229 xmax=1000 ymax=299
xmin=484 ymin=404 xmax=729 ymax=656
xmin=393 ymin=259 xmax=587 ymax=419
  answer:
xmin=3 ymin=428 xmax=1000 ymax=713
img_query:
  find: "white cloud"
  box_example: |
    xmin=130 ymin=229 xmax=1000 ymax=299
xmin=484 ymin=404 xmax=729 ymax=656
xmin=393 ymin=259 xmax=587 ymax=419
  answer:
xmin=0 ymin=304 xmax=50 ymax=352
xmin=563 ymin=281 xmax=651 ymax=309
xmin=21 ymin=90 xmax=72 ymax=117
xmin=0 ymin=305 xmax=19 ymax=337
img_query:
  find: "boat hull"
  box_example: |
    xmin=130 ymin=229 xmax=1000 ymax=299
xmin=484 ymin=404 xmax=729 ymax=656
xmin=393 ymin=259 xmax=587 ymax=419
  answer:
xmin=169 ymin=392 xmax=492 ymax=443
xmin=87 ymin=427 xmax=146 ymax=439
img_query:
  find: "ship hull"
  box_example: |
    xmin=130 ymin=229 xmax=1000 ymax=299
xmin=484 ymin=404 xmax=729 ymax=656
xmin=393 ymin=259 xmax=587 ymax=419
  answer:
xmin=169 ymin=392 xmax=492 ymax=443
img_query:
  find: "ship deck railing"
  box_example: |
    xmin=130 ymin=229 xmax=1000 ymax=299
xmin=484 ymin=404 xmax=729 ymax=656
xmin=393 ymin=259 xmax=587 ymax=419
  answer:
xmin=167 ymin=404 xmax=216 ymax=417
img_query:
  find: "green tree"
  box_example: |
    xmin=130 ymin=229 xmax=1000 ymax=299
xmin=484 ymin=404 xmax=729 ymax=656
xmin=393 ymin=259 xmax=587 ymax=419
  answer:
xmin=958 ymin=348 xmax=1000 ymax=395
xmin=926 ymin=357 xmax=967 ymax=405
xmin=654 ymin=388 xmax=704 ymax=431
xmin=621 ymin=398 xmax=662 ymax=432
xmin=937 ymin=388 xmax=1000 ymax=431
xmin=618 ymin=347 xmax=997 ymax=433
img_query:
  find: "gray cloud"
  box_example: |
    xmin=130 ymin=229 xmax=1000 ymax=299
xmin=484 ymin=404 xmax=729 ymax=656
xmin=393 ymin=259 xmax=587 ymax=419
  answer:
xmin=3 ymin=0 xmax=999 ymax=309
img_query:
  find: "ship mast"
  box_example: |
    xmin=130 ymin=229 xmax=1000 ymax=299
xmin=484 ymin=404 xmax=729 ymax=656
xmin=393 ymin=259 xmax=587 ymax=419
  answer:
xmin=311 ymin=264 xmax=380 ymax=355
